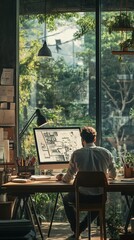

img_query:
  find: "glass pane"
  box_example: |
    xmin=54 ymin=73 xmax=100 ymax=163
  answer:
xmin=19 ymin=12 xmax=96 ymax=157
xmin=101 ymin=4 xmax=134 ymax=168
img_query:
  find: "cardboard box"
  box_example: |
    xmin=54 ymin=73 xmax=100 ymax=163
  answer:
xmin=0 ymin=110 xmax=15 ymax=126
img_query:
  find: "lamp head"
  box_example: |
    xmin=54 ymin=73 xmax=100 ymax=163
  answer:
xmin=36 ymin=109 xmax=47 ymax=126
xmin=38 ymin=41 xmax=52 ymax=57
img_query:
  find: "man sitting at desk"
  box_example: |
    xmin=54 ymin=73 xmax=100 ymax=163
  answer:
xmin=56 ymin=126 xmax=116 ymax=240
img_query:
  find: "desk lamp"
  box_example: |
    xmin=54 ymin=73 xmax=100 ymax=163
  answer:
xmin=19 ymin=109 xmax=47 ymax=139
xmin=18 ymin=109 xmax=47 ymax=171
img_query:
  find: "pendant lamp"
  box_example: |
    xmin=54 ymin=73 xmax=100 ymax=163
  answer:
xmin=38 ymin=40 xmax=52 ymax=57
xmin=38 ymin=0 xmax=52 ymax=57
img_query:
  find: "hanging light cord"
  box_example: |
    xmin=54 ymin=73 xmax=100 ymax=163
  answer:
xmin=44 ymin=0 xmax=47 ymax=42
xmin=126 ymin=0 xmax=128 ymax=16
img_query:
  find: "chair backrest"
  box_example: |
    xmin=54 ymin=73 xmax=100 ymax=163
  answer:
xmin=74 ymin=172 xmax=108 ymax=240
xmin=74 ymin=171 xmax=108 ymax=198
xmin=74 ymin=171 xmax=108 ymax=188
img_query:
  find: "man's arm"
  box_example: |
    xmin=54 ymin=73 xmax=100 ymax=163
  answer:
xmin=56 ymin=152 xmax=77 ymax=182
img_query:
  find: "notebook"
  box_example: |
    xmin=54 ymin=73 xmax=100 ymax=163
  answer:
xmin=30 ymin=175 xmax=51 ymax=181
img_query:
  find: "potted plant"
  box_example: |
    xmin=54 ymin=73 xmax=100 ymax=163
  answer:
xmin=120 ymin=30 xmax=134 ymax=51
xmin=104 ymin=13 xmax=134 ymax=34
xmin=123 ymin=152 xmax=134 ymax=178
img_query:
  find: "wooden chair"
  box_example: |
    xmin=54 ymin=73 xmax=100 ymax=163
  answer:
xmin=74 ymin=171 xmax=108 ymax=240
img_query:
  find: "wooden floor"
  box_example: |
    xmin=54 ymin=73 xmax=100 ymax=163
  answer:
xmin=36 ymin=222 xmax=106 ymax=239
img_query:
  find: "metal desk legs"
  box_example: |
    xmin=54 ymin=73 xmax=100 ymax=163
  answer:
xmin=12 ymin=195 xmax=44 ymax=240
xmin=29 ymin=196 xmax=44 ymax=240
xmin=47 ymin=192 xmax=63 ymax=238
xmin=125 ymin=196 xmax=134 ymax=233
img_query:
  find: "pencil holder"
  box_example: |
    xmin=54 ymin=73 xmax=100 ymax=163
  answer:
xmin=17 ymin=166 xmax=35 ymax=178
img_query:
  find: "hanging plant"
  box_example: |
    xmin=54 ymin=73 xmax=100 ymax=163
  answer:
xmin=104 ymin=13 xmax=134 ymax=34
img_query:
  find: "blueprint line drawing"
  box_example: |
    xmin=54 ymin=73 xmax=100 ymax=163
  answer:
xmin=34 ymin=128 xmax=82 ymax=164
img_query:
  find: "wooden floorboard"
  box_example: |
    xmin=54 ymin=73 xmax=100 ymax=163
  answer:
xmin=36 ymin=222 xmax=106 ymax=239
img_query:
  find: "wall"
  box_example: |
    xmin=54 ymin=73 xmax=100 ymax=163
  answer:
xmin=0 ymin=0 xmax=17 ymax=73
xmin=0 ymin=0 xmax=17 ymax=163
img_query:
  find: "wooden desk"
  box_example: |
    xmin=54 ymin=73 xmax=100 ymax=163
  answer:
xmin=1 ymin=177 xmax=134 ymax=238
xmin=108 ymin=179 xmax=134 ymax=233
xmin=2 ymin=178 xmax=134 ymax=194
xmin=1 ymin=177 xmax=74 ymax=240
xmin=1 ymin=177 xmax=74 ymax=194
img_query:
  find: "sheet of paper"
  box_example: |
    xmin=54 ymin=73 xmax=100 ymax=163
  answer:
xmin=0 ymin=140 xmax=9 ymax=163
xmin=1 ymin=68 xmax=14 ymax=85
xmin=0 ymin=141 xmax=4 ymax=163
xmin=30 ymin=175 xmax=51 ymax=181
xmin=4 ymin=140 xmax=10 ymax=162
xmin=121 ymin=178 xmax=134 ymax=182
xmin=0 ymin=128 xmax=4 ymax=141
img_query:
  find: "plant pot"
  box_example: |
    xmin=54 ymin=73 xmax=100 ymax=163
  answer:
xmin=123 ymin=47 xmax=128 ymax=51
xmin=109 ymin=239 xmax=118 ymax=240
xmin=109 ymin=238 xmax=118 ymax=240
xmin=124 ymin=166 xmax=133 ymax=178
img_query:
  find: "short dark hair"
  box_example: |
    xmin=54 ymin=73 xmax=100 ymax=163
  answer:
xmin=80 ymin=126 xmax=97 ymax=143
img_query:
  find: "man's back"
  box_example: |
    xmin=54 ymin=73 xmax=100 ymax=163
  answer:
xmin=74 ymin=144 xmax=116 ymax=175
xmin=57 ymin=126 xmax=116 ymax=183
xmin=62 ymin=143 xmax=116 ymax=183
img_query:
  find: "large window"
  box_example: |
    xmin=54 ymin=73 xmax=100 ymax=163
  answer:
xmin=18 ymin=0 xmax=134 ymax=229
xmin=19 ymin=11 xmax=96 ymax=157
xmin=101 ymin=10 xmax=134 ymax=167
xmin=19 ymin=1 xmax=134 ymax=168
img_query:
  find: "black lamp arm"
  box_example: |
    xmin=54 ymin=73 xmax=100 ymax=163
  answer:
xmin=19 ymin=109 xmax=47 ymax=139
xmin=19 ymin=111 xmax=37 ymax=139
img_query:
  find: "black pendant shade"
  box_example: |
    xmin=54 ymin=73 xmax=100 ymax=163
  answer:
xmin=38 ymin=41 xmax=52 ymax=57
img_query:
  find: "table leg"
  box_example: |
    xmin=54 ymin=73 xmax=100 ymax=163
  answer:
xmin=29 ymin=196 xmax=45 ymax=240
xmin=12 ymin=197 xmax=22 ymax=219
xmin=125 ymin=197 xmax=134 ymax=233
xmin=47 ymin=193 xmax=63 ymax=238
xmin=11 ymin=195 xmax=45 ymax=240
xmin=125 ymin=195 xmax=131 ymax=209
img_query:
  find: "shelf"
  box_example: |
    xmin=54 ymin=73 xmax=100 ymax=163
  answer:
xmin=117 ymin=80 xmax=133 ymax=82
xmin=0 ymin=163 xmax=15 ymax=165
xmin=112 ymin=51 xmax=134 ymax=55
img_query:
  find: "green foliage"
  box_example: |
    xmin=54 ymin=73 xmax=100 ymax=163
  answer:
xmin=19 ymin=11 xmax=134 ymax=162
xmin=124 ymin=152 xmax=134 ymax=166
xmin=120 ymin=30 xmax=134 ymax=50
xmin=106 ymin=197 xmax=123 ymax=239
xmin=19 ymin=10 xmax=134 ymax=225
xmin=130 ymin=108 xmax=134 ymax=117
xmin=103 ymin=12 xmax=134 ymax=34
xmin=32 ymin=193 xmax=67 ymax=222
xmin=74 ymin=14 xmax=95 ymax=39
xmin=37 ymin=13 xmax=79 ymax=31
xmin=32 ymin=193 xmax=56 ymax=221
xmin=19 ymin=12 xmax=95 ymax=128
